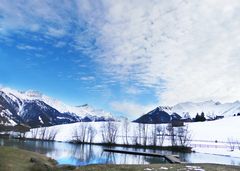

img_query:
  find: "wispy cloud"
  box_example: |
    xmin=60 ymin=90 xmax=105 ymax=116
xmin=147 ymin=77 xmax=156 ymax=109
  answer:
xmin=80 ymin=0 xmax=240 ymax=105
xmin=80 ymin=76 xmax=95 ymax=81
xmin=110 ymin=101 xmax=156 ymax=118
xmin=54 ymin=41 xmax=66 ymax=48
xmin=16 ymin=44 xmax=41 ymax=51
xmin=47 ymin=27 xmax=66 ymax=37
xmin=0 ymin=1 xmax=74 ymax=37
xmin=1 ymin=0 xmax=240 ymax=107
xmin=125 ymin=86 xmax=143 ymax=95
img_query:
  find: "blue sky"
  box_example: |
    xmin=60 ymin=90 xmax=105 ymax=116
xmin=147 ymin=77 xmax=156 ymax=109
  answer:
xmin=1 ymin=0 xmax=240 ymax=118
xmin=0 ymin=30 xmax=157 ymax=117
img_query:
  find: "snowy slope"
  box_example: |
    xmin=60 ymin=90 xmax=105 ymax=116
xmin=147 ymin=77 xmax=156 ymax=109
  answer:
xmin=0 ymin=87 xmax=114 ymax=127
xmin=134 ymin=100 xmax=240 ymax=123
xmin=188 ymin=116 xmax=240 ymax=142
xmin=25 ymin=116 xmax=240 ymax=158
xmin=170 ymin=100 xmax=240 ymax=118
xmin=24 ymin=90 xmax=112 ymax=118
xmin=0 ymin=87 xmax=113 ymax=119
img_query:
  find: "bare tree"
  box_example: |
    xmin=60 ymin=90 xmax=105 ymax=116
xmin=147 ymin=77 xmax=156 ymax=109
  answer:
xmin=131 ymin=128 xmax=139 ymax=145
xmin=150 ymin=124 xmax=157 ymax=146
xmin=167 ymin=123 xmax=176 ymax=146
xmin=122 ymin=118 xmax=129 ymax=145
xmin=142 ymin=124 xmax=148 ymax=146
xmin=228 ymin=138 xmax=236 ymax=151
xmin=176 ymin=126 xmax=191 ymax=147
xmin=74 ymin=122 xmax=89 ymax=143
xmin=236 ymin=140 xmax=240 ymax=150
xmin=45 ymin=128 xmax=58 ymax=141
xmin=101 ymin=121 xmax=118 ymax=144
xmin=156 ymin=125 xmax=166 ymax=146
xmin=38 ymin=127 xmax=58 ymax=141
xmin=137 ymin=123 xmax=142 ymax=145
xmin=40 ymin=127 xmax=47 ymax=140
xmin=19 ymin=132 xmax=26 ymax=139
xmin=87 ymin=125 xmax=96 ymax=143
xmin=30 ymin=128 xmax=39 ymax=139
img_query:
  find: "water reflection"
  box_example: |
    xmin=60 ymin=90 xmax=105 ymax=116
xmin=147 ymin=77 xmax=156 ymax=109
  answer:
xmin=0 ymin=138 xmax=240 ymax=166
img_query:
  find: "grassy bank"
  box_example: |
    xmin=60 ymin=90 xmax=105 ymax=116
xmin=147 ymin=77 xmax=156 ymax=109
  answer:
xmin=0 ymin=146 xmax=240 ymax=171
xmin=0 ymin=146 xmax=59 ymax=171
xmin=75 ymin=164 xmax=240 ymax=171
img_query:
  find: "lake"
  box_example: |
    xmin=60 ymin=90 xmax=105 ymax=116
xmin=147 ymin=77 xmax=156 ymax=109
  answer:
xmin=0 ymin=138 xmax=240 ymax=166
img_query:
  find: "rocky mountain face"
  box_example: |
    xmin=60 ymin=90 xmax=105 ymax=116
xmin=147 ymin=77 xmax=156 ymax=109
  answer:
xmin=133 ymin=107 xmax=181 ymax=124
xmin=0 ymin=88 xmax=114 ymax=128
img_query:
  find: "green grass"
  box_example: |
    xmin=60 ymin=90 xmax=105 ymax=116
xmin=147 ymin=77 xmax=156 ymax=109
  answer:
xmin=0 ymin=146 xmax=58 ymax=171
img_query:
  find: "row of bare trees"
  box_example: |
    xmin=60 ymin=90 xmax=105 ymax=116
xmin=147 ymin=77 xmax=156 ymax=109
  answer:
xmin=131 ymin=124 xmax=191 ymax=147
xmin=101 ymin=121 xmax=118 ymax=144
xmin=167 ymin=124 xmax=191 ymax=147
xmin=30 ymin=127 xmax=58 ymax=141
xmin=73 ymin=120 xmax=191 ymax=147
xmin=121 ymin=121 xmax=191 ymax=147
xmin=73 ymin=122 xmax=96 ymax=144
xmin=227 ymin=138 xmax=240 ymax=151
xmin=74 ymin=121 xmax=119 ymax=145
xmin=28 ymin=120 xmax=191 ymax=147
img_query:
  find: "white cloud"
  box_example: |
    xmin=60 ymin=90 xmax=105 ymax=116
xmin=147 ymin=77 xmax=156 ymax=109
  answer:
xmin=47 ymin=27 xmax=66 ymax=37
xmin=84 ymin=0 xmax=240 ymax=105
xmin=110 ymin=101 xmax=156 ymax=118
xmin=1 ymin=0 xmax=240 ymax=106
xmin=54 ymin=41 xmax=66 ymax=48
xmin=80 ymin=76 xmax=95 ymax=81
xmin=125 ymin=86 xmax=142 ymax=95
xmin=0 ymin=1 xmax=73 ymax=36
xmin=16 ymin=44 xmax=41 ymax=51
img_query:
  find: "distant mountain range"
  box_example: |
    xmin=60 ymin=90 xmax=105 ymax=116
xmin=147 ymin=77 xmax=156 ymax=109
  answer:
xmin=0 ymin=87 xmax=114 ymax=127
xmin=2 ymin=87 xmax=240 ymax=126
xmin=134 ymin=100 xmax=240 ymax=123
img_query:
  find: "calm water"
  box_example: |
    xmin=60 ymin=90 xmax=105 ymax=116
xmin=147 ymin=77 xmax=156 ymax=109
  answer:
xmin=1 ymin=138 xmax=240 ymax=166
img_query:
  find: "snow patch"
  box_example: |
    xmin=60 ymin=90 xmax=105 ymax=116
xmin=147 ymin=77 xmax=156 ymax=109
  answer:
xmin=39 ymin=116 xmax=43 ymax=124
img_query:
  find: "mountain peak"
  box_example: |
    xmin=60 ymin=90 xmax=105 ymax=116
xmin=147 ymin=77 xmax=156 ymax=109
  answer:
xmin=0 ymin=87 xmax=114 ymax=126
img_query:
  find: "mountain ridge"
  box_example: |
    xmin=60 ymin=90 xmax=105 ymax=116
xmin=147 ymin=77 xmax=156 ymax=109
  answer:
xmin=0 ymin=87 xmax=114 ymax=127
xmin=134 ymin=100 xmax=240 ymax=123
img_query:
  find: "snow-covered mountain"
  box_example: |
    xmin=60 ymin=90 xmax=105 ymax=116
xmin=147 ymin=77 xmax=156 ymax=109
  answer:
xmin=0 ymin=87 xmax=114 ymax=127
xmin=21 ymin=89 xmax=112 ymax=119
xmin=134 ymin=100 xmax=240 ymax=123
xmin=171 ymin=100 xmax=240 ymax=119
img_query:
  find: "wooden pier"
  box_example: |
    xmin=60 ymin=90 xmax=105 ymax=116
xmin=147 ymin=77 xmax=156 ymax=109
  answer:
xmin=103 ymin=149 xmax=182 ymax=163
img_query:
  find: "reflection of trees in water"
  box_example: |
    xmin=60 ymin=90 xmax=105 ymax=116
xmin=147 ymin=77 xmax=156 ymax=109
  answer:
xmin=4 ymin=138 xmax=240 ymax=166
xmin=34 ymin=141 xmax=56 ymax=154
xmin=70 ymin=144 xmax=98 ymax=164
xmin=104 ymin=152 xmax=116 ymax=164
xmin=177 ymin=152 xmax=188 ymax=162
xmin=0 ymin=138 xmax=56 ymax=154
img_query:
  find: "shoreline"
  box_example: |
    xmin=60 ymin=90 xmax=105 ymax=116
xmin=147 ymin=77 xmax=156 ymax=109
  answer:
xmin=1 ymin=146 xmax=240 ymax=171
xmin=10 ymin=136 xmax=193 ymax=153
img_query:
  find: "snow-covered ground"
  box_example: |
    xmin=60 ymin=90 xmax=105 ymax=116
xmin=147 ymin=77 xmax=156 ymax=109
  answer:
xmin=187 ymin=116 xmax=240 ymax=158
xmin=25 ymin=116 xmax=240 ymax=158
